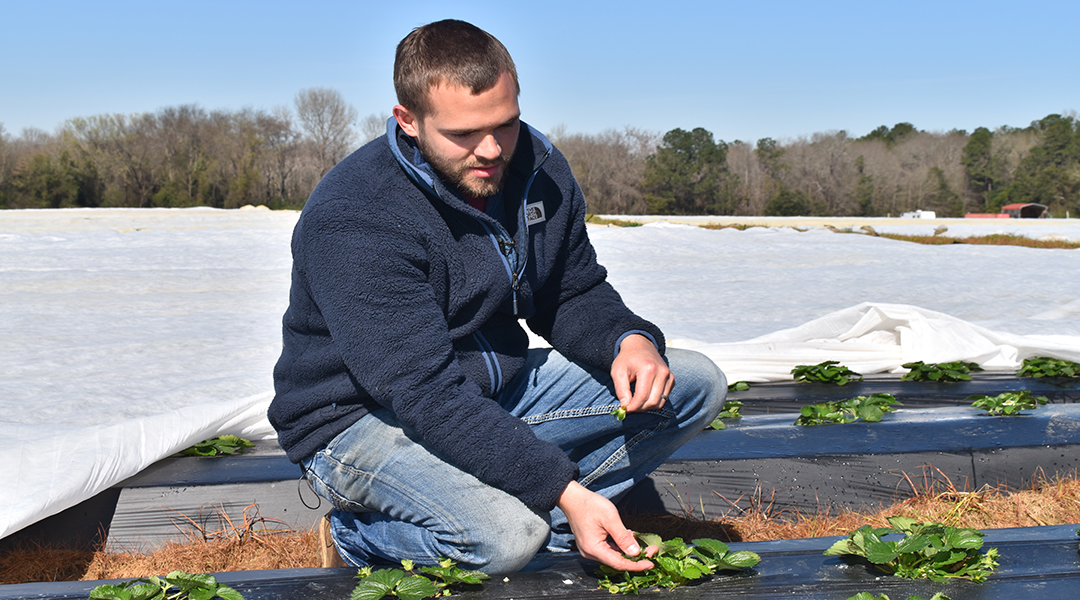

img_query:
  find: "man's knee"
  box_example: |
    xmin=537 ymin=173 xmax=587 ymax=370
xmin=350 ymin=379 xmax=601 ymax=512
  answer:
xmin=666 ymin=348 xmax=728 ymax=422
xmin=456 ymin=508 xmax=550 ymax=574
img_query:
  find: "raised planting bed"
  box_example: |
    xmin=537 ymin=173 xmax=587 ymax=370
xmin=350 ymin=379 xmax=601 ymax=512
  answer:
xmin=729 ymin=371 xmax=1079 ymax=415
xmin=5 ymin=375 xmax=1076 ymax=553
xmin=0 ymin=440 xmax=316 ymax=554
xmin=618 ymin=403 xmax=1080 ymax=517
xmin=3 ymin=524 xmax=1077 ymax=599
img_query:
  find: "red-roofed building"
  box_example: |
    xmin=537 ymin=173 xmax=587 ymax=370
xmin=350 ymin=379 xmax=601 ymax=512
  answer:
xmin=965 ymin=203 xmax=1048 ymax=219
xmin=1001 ymin=203 xmax=1048 ymax=218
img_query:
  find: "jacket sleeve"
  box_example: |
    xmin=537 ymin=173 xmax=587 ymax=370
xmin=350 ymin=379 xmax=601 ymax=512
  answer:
xmin=295 ymin=199 xmax=578 ymax=511
xmin=527 ymin=153 xmax=666 ymax=370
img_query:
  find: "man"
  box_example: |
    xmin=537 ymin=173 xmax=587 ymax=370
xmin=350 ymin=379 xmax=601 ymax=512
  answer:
xmin=269 ymin=19 xmax=726 ymax=574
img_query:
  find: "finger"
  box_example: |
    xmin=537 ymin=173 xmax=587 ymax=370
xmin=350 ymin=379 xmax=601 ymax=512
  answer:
xmin=627 ymin=362 xmax=656 ymax=411
xmin=612 ymin=364 xmax=632 ymax=406
xmin=585 ymin=534 xmax=655 ymax=572
xmin=646 ymin=366 xmax=670 ymax=410
xmin=657 ymin=370 xmax=675 ymax=409
xmin=598 ymin=550 xmax=655 ymax=572
xmin=638 ymin=363 xmax=671 ymax=411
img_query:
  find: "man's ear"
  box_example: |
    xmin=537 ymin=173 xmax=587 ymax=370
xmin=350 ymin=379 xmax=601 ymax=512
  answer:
xmin=393 ymin=105 xmax=420 ymax=137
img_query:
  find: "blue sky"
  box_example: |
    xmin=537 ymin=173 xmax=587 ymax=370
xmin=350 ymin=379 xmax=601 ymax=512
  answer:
xmin=2 ymin=0 xmax=1077 ymax=144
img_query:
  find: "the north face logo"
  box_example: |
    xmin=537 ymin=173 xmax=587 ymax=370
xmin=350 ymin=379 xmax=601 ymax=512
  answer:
xmin=525 ymin=202 xmax=546 ymax=225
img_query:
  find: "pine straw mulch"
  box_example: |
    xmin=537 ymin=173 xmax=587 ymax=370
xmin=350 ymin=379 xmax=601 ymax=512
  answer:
xmin=624 ymin=470 xmax=1080 ymax=543
xmin=4 ymin=473 xmax=1080 ymax=585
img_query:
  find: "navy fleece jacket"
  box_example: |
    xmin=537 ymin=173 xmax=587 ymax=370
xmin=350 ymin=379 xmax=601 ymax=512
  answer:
xmin=269 ymin=120 xmax=665 ymax=511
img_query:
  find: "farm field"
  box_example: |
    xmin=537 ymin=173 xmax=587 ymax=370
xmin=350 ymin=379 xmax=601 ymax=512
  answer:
xmin=1 ymin=208 xmax=1078 ymax=578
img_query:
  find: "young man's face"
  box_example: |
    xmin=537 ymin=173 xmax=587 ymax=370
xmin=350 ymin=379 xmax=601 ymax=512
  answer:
xmin=394 ymin=71 xmax=521 ymax=198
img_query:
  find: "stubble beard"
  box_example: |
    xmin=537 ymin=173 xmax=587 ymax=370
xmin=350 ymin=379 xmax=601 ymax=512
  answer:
xmin=416 ymin=135 xmax=512 ymax=199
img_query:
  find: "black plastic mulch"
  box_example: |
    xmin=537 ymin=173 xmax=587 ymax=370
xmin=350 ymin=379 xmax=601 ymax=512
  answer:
xmin=3 ymin=524 xmax=1077 ymax=600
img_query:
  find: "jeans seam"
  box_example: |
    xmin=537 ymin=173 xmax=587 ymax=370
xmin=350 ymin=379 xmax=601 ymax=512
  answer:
xmin=306 ymin=453 xmax=373 ymax=513
xmin=311 ymin=451 xmax=473 ymax=560
xmin=520 ymin=404 xmax=616 ymax=424
xmin=578 ymin=415 xmax=673 ymax=488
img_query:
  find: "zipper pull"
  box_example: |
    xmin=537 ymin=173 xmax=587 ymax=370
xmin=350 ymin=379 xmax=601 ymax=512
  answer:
xmin=511 ymin=272 xmax=519 ymax=315
xmin=498 ymin=238 xmax=515 ymax=256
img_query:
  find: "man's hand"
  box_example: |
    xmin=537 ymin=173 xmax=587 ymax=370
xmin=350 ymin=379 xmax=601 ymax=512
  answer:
xmin=611 ymin=334 xmax=674 ymax=414
xmin=557 ymin=481 xmax=657 ymax=571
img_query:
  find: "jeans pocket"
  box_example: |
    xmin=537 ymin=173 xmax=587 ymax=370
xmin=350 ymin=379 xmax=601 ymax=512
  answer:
xmin=303 ymin=452 xmax=374 ymax=514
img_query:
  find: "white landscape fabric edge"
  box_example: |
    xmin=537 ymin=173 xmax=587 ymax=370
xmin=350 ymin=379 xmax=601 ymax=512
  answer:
xmin=669 ymin=302 xmax=1080 ymax=382
xmin=0 ymin=394 xmax=275 ymax=541
xmin=2 ymin=209 xmax=1080 ymax=541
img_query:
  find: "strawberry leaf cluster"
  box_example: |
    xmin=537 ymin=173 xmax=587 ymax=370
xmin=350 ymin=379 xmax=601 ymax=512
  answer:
xmin=794 ymin=393 xmax=900 ymax=426
xmin=791 ymin=361 xmax=862 ymax=385
xmin=847 ymin=593 xmax=952 ymax=600
xmin=180 ymin=435 xmax=254 ymax=457
xmin=89 ymin=571 xmax=244 ymax=600
xmin=1017 ymin=356 xmax=1080 ymax=378
xmin=709 ymin=399 xmax=744 ymax=430
xmin=597 ymin=533 xmax=759 ymax=594
xmin=901 ymin=360 xmax=982 ymax=382
xmin=968 ymin=390 xmax=1048 ymax=416
xmin=351 ymin=558 xmax=488 ymax=600
xmin=824 ymin=517 xmax=998 ymax=583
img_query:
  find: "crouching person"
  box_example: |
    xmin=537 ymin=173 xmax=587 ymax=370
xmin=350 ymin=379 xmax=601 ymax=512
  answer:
xmin=268 ymin=19 xmax=726 ymax=574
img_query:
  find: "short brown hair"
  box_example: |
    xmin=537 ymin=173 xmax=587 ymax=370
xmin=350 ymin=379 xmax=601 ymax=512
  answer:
xmin=394 ymin=20 xmax=519 ymax=118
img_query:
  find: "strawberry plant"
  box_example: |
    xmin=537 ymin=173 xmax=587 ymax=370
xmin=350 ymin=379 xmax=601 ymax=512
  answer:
xmin=597 ymin=533 xmax=760 ymax=593
xmin=968 ymin=390 xmax=1048 ymax=416
xmin=824 ymin=516 xmax=998 ymax=583
xmin=611 ymin=406 xmax=627 ymax=420
xmin=1017 ymin=356 xmax=1080 ymax=378
xmin=901 ymin=360 xmax=982 ymax=382
xmin=848 ymin=593 xmax=951 ymax=600
xmin=791 ymin=361 xmax=862 ymax=385
xmin=709 ymin=399 xmax=744 ymax=430
xmin=794 ymin=393 xmax=900 ymax=426
xmin=728 ymin=380 xmax=750 ymax=391
xmin=180 ymin=435 xmax=254 ymax=457
xmin=89 ymin=571 xmax=244 ymax=600
xmin=351 ymin=558 xmax=488 ymax=600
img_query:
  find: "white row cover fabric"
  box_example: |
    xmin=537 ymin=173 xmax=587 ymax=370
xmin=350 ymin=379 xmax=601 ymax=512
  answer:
xmin=669 ymin=302 xmax=1080 ymax=382
xmin=2 ymin=209 xmax=1078 ymax=540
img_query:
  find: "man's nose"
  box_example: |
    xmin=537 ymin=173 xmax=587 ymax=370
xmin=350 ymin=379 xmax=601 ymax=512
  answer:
xmin=475 ymin=134 xmax=501 ymax=161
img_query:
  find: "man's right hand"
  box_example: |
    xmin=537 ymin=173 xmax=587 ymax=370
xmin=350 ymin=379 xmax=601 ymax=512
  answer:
xmin=556 ymin=480 xmax=658 ymax=571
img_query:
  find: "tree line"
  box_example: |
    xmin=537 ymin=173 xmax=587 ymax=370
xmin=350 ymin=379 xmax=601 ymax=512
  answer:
xmin=2 ymin=92 xmax=1078 ymax=217
xmin=0 ymin=88 xmax=385 ymax=210
xmin=553 ymin=113 xmax=1079 ymax=218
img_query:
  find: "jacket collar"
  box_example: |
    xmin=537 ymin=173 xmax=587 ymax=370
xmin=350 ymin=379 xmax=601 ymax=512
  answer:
xmin=384 ymin=116 xmax=552 ymax=205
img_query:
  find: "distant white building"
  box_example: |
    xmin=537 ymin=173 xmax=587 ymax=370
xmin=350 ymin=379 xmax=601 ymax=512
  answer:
xmin=900 ymin=210 xmax=936 ymax=219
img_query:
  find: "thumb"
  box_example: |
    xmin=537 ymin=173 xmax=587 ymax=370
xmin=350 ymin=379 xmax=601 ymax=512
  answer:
xmin=611 ymin=527 xmax=642 ymax=558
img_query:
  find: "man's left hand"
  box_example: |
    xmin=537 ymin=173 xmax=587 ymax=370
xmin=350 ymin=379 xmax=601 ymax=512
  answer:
xmin=611 ymin=334 xmax=673 ymax=413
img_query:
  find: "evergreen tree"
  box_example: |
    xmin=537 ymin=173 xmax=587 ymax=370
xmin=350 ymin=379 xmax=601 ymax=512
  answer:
xmin=642 ymin=127 xmax=736 ymax=214
xmin=853 ymin=155 xmax=876 ymax=216
xmin=1002 ymin=114 xmax=1080 ymax=215
xmin=960 ymin=127 xmax=1001 ymax=210
xmin=763 ymin=187 xmax=810 ymax=216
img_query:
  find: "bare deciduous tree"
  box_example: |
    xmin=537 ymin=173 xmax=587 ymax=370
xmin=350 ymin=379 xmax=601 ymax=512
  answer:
xmin=294 ymin=87 xmax=358 ymax=176
xmin=360 ymin=113 xmax=390 ymax=145
xmin=257 ymin=106 xmax=301 ymax=203
xmin=551 ymin=126 xmax=657 ymax=214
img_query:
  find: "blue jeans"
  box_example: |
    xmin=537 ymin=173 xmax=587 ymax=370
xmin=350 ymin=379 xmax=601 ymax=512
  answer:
xmin=302 ymin=347 xmax=726 ymax=574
